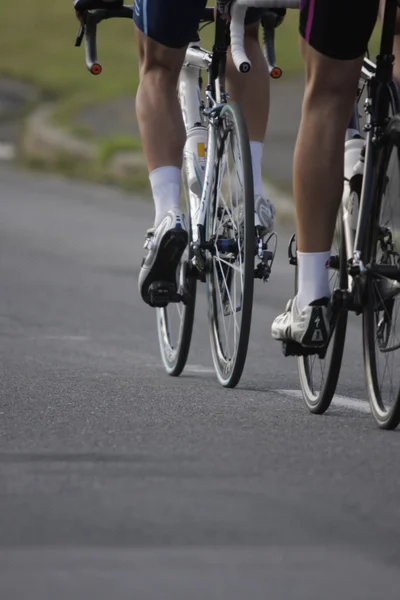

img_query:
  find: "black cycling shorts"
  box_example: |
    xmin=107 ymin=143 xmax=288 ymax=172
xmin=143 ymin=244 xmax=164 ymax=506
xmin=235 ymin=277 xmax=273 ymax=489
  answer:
xmin=300 ymin=0 xmax=380 ymax=60
xmin=133 ymin=0 xmax=265 ymax=49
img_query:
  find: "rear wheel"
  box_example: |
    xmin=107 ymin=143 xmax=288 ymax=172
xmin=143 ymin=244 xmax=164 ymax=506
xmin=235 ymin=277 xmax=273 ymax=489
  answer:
xmin=156 ymin=172 xmax=197 ymax=376
xmin=297 ymin=210 xmax=348 ymax=414
xmin=206 ymin=102 xmax=255 ymax=388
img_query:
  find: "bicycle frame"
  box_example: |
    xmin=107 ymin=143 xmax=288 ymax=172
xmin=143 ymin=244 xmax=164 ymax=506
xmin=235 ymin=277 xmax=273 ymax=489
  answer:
xmin=346 ymin=0 xmax=399 ymax=282
xmin=179 ymin=9 xmax=232 ymax=263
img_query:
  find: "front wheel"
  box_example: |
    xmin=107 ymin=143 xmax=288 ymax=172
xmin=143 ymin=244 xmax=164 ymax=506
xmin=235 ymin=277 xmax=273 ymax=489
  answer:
xmin=206 ymin=102 xmax=255 ymax=388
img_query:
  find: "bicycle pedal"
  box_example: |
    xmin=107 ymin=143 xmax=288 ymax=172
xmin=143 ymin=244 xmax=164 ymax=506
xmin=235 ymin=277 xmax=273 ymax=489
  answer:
xmin=148 ymin=281 xmax=182 ymax=308
xmin=282 ymin=341 xmax=326 ymax=359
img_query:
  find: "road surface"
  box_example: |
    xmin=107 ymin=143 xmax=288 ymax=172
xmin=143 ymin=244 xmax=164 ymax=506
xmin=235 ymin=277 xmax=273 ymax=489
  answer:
xmin=1 ymin=166 xmax=400 ymax=599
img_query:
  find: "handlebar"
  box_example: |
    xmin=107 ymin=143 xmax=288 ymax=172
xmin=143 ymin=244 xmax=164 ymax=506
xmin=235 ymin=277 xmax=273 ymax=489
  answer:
xmin=75 ymin=4 xmax=134 ymax=74
xmin=230 ymin=0 xmax=300 ymax=76
xmin=74 ymin=1 xmax=298 ymax=78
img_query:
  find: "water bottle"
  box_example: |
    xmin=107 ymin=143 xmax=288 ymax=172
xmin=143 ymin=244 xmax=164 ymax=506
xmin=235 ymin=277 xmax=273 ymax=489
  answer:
xmin=343 ymin=136 xmax=365 ymax=230
xmin=184 ymin=125 xmax=208 ymax=198
xmin=342 ymin=135 xmax=364 ymax=259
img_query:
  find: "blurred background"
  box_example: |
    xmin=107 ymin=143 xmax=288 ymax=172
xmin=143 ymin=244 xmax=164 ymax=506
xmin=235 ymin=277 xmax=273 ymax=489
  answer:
xmin=2 ymin=1 xmax=381 ymax=195
xmin=0 ymin=2 xmax=382 ymax=193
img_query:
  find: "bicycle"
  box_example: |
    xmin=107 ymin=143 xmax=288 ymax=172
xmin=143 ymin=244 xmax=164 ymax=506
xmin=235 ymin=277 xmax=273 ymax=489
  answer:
xmin=280 ymin=0 xmax=400 ymax=429
xmin=75 ymin=1 xmax=291 ymax=388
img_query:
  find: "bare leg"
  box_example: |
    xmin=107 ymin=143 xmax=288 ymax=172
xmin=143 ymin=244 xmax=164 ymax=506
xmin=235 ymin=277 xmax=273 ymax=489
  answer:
xmin=294 ymin=41 xmax=363 ymax=253
xmin=135 ymin=29 xmax=190 ymax=302
xmin=134 ymin=28 xmax=188 ymax=227
xmin=135 ymin=28 xmax=186 ymax=172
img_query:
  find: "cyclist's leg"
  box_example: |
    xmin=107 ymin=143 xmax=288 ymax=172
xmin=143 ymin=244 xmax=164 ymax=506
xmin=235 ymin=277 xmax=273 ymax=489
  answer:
xmin=272 ymin=0 xmax=379 ymax=346
xmin=133 ymin=0 xmax=206 ymax=305
xmin=135 ymin=32 xmax=186 ymax=175
xmin=226 ymin=11 xmax=274 ymax=232
xmin=134 ymin=0 xmax=206 ymax=227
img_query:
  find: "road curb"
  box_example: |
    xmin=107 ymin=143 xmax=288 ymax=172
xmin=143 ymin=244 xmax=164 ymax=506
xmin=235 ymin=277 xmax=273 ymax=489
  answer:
xmin=21 ymin=103 xmax=294 ymax=226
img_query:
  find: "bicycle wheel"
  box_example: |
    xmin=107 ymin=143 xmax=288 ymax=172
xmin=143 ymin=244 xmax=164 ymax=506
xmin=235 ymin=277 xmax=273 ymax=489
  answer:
xmin=206 ymin=101 xmax=255 ymax=388
xmin=363 ymin=113 xmax=400 ymax=429
xmin=297 ymin=209 xmax=349 ymax=414
xmin=156 ymin=172 xmax=197 ymax=377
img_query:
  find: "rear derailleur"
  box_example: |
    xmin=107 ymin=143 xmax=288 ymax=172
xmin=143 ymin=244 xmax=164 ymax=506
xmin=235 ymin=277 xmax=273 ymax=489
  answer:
xmin=254 ymin=230 xmax=277 ymax=282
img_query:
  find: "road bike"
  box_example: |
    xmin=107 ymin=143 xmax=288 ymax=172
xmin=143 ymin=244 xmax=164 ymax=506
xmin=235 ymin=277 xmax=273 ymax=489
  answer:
xmin=279 ymin=0 xmax=400 ymax=429
xmin=75 ymin=1 xmax=291 ymax=388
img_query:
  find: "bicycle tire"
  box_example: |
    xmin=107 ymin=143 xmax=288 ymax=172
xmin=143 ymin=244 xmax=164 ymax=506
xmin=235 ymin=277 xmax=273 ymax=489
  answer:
xmin=297 ymin=209 xmax=348 ymax=413
xmin=206 ymin=101 xmax=255 ymax=388
xmin=363 ymin=110 xmax=400 ymax=429
xmin=156 ymin=172 xmax=197 ymax=377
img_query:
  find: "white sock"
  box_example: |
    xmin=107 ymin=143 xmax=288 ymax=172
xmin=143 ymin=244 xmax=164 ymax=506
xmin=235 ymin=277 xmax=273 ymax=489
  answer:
xmin=250 ymin=141 xmax=264 ymax=198
xmin=296 ymin=250 xmax=331 ymax=312
xmin=149 ymin=166 xmax=181 ymax=227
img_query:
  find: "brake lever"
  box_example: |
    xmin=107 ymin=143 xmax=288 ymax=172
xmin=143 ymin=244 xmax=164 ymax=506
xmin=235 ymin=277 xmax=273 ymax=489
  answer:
xmin=75 ymin=23 xmax=85 ymax=47
xmin=74 ymin=5 xmax=134 ymax=75
xmin=261 ymin=11 xmax=283 ymax=79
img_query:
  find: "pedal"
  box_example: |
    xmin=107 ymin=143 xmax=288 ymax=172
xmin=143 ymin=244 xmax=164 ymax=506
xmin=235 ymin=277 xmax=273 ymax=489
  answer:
xmin=282 ymin=341 xmax=326 ymax=359
xmin=148 ymin=280 xmax=182 ymax=308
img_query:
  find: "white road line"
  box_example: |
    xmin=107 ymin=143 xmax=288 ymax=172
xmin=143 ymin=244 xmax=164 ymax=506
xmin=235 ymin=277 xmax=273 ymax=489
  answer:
xmin=185 ymin=364 xmax=215 ymax=374
xmin=0 ymin=142 xmax=15 ymax=161
xmin=275 ymin=389 xmax=371 ymax=413
xmin=43 ymin=335 xmax=90 ymax=342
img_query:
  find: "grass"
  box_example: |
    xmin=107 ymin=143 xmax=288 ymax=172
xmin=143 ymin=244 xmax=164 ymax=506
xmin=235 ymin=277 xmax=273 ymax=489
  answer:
xmin=0 ymin=1 xmax=382 ymax=121
xmin=0 ymin=1 xmax=383 ymax=190
xmin=0 ymin=2 xmax=305 ymax=122
xmin=97 ymin=134 xmax=142 ymax=164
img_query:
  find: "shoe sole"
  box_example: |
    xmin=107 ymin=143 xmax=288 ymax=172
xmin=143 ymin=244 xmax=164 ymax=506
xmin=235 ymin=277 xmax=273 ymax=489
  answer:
xmin=140 ymin=228 xmax=188 ymax=306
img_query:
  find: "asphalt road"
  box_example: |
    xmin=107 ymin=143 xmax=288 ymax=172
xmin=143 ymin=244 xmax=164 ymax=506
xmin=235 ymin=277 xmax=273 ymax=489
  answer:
xmin=2 ymin=165 xmax=400 ymax=599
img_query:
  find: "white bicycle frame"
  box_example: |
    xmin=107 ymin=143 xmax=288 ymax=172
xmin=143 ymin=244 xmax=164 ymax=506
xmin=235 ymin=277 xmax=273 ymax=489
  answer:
xmin=178 ymin=44 xmax=213 ymax=244
xmin=178 ymin=0 xmax=300 ymax=249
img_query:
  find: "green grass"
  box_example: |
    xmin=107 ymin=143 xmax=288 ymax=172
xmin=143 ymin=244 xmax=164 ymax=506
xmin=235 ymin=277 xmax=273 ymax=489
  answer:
xmin=97 ymin=133 xmax=142 ymax=164
xmin=0 ymin=3 xmax=304 ymax=119
xmin=0 ymin=1 xmax=138 ymax=118
xmin=0 ymin=1 xmax=382 ymax=122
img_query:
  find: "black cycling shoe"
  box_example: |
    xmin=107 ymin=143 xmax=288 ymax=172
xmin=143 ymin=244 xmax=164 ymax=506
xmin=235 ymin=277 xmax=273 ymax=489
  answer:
xmin=138 ymin=208 xmax=188 ymax=307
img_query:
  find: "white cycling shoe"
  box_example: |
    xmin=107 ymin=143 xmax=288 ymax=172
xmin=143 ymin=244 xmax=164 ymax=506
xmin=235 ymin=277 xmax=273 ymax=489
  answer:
xmin=271 ymin=295 xmax=330 ymax=348
xmin=139 ymin=207 xmax=188 ymax=307
xmin=254 ymin=194 xmax=275 ymax=234
xmin=235 ymin=194 xmax=275 ymax=234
